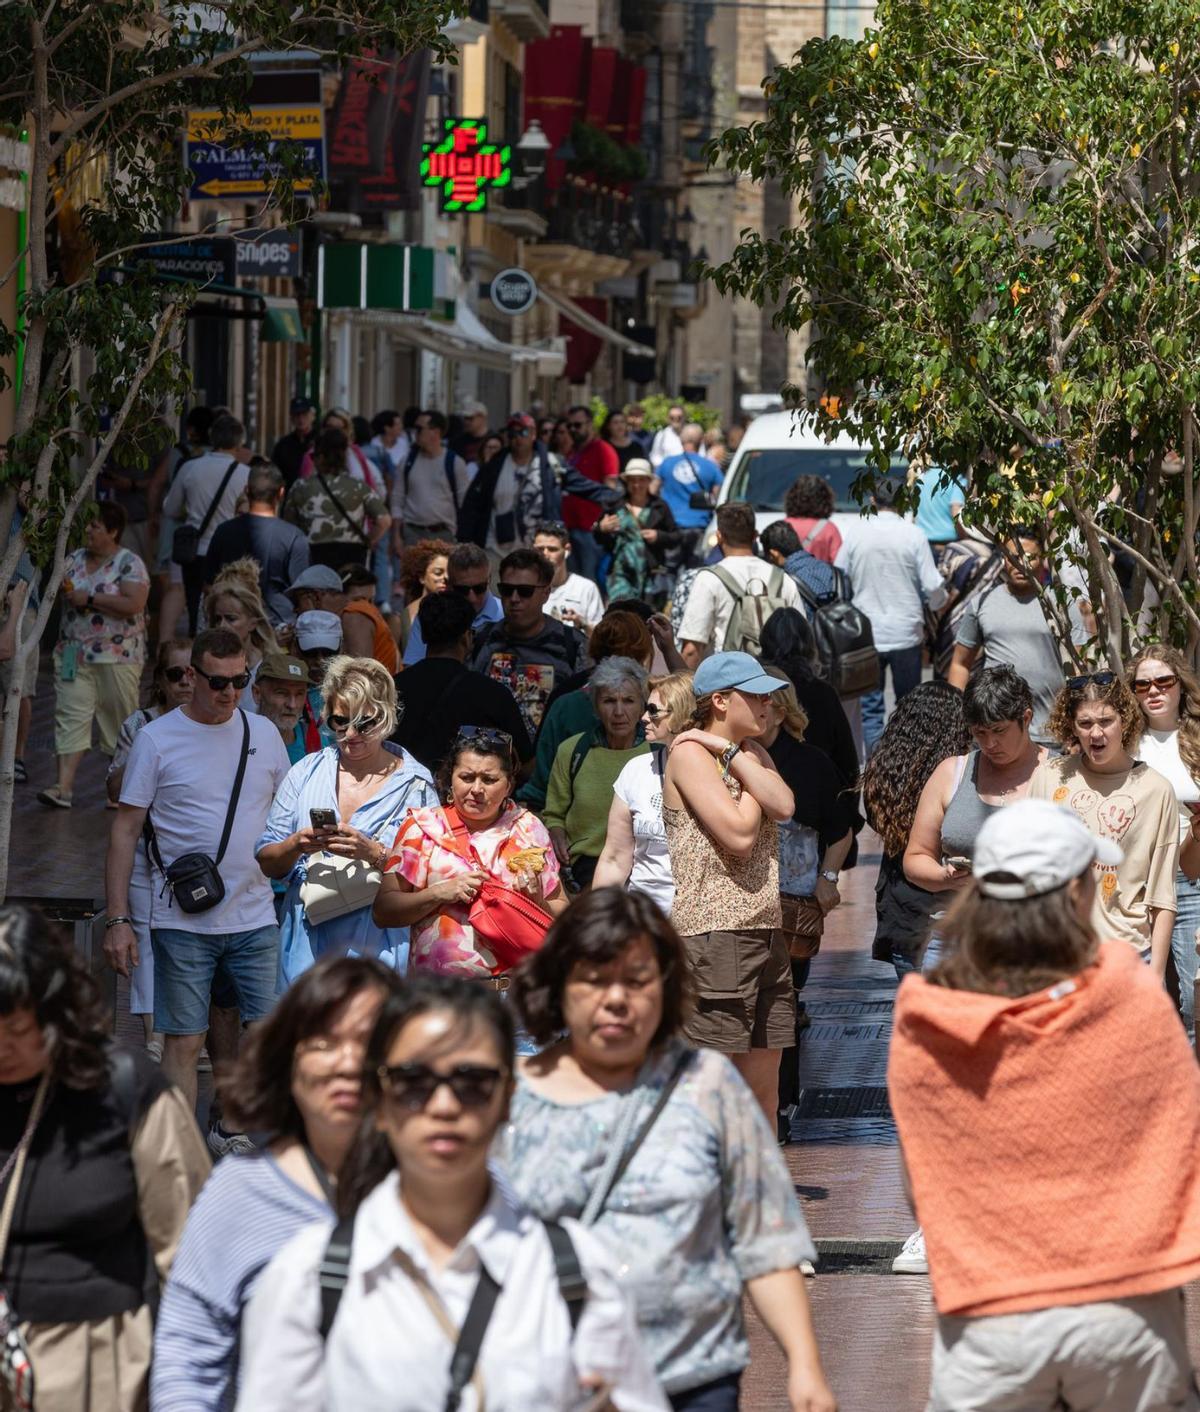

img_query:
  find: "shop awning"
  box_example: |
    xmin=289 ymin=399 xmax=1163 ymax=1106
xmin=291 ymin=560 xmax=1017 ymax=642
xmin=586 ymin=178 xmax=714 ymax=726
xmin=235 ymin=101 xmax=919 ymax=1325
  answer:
xmin=339 ymin=305 xmax=562 ymax=375
xmin=537 ymin=285 xmax=655 ymax=356
xmin=260 ymin=296 xmax=305 ymax=342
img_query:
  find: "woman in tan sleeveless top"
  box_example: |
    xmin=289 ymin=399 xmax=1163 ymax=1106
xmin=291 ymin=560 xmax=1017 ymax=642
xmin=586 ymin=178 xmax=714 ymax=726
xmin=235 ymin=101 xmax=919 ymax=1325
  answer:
xmin=663 ymin=650 xmax=796 ymax=1122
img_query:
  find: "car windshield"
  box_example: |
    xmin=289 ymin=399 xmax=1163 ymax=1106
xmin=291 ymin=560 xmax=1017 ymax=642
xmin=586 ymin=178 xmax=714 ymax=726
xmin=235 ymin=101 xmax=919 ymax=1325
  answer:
xmin=726 ymin=447 xmax=892 ymax=513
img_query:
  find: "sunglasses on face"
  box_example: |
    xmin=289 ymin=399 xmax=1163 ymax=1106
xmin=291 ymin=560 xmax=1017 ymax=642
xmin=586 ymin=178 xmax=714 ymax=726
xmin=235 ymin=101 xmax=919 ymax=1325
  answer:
xmin=643 ymin=703 xmax=665 ymax=719
xmin=1134 ymin=673 xmax=1179 ymax=695
xmin=328 ymin=712 xmax=381 ymax=735
xmin=452 ymin=581 xmax=490 ymax=599
xmin=1067 ymin=671 xmax=1117 ymax=691
xmin=162 ymin=665 xmax=189 ymax=684
xmin=377 ymin=1062 xmax=507 ymax=1110
xmin=567 ymin=420 xmax=589 ymax=431
xmin=498 ymin=581 xmax=539 ymax=599
xmin=509 ymin=427 xmax=533 ymax=438
xmin=199 ymin=670 xmax=251 ymax=692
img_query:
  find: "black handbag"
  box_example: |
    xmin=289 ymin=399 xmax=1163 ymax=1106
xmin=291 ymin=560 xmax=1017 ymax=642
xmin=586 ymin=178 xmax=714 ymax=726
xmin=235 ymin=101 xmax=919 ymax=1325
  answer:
xmin=145 ymin=710 xmax=250 ymax=914
xmin=172 ymin=460 xmax=239 ymax=565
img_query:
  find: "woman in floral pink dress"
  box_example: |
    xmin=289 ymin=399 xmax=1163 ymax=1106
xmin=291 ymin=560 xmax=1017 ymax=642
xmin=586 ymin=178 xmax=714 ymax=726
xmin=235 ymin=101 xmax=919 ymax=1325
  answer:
xmin=373 ymin=727 xmax=568 ymax=980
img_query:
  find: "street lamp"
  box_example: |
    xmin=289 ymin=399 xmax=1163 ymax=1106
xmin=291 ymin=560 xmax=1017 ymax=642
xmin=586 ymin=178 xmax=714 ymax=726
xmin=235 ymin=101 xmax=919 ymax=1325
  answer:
xmin=516 ymin=120 xmax=551 ymax=180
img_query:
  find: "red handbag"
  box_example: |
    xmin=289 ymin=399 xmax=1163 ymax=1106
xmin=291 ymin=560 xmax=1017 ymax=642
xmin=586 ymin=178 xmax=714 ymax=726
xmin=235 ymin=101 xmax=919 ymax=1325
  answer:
xmin=441 ymin=808 xmax=553 ymax=973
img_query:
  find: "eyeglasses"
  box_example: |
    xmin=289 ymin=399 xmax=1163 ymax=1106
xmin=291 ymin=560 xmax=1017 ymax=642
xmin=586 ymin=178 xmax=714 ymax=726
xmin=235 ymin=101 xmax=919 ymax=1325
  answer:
xmin=567 ymin=420 xmax=589 ymax=431
xmin=498 ymin=581 xmax=539 ymax=599
xmin=643 ymin=703 xmax=665 ymax=719
xmin=294 ymin=1036 xmax=364 ymax=1069
xmin=1133 ymin=673 xmax=1179 ymax=695
xmin=377 ymin=1062 xmax=507 ymax=1110
xmin=198 ymin=670 xmax=251 ymax=692
xmin=162 ymin=665 xmax=188 ymax=684
xmin=1067 ymin=671 xmax=1117 ymax=691
xmin=509 ymin=427 xmax=533 ymax=438
xmin=455 ymin=725 xmax=514 ymax=753
xmin=452 ymin=581 xmax=490 ymax=599
xmin=328 ymin=712 xmax=382 ymax=735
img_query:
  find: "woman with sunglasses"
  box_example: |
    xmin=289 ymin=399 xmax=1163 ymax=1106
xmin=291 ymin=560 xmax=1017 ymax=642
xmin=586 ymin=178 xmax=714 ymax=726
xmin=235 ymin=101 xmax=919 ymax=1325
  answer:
xmin=106 ymin=637 xmax=193 ymax=1055
xmin=374 ymin=727 xmax=567 ymax=979
xmin=203 ymin=559 xmax=281 ymax=709
xmin=235 ymin=973 xmax=665 ymax=1411
xmin=1129 ymin=646 xmax=1200 ymax=1038
xmin=153 ymin=955 xmax=397 ymax=1412
xmin=1029 ymin=671 xmax=1179 ymax=974
xmin=257 ymin=656 xmax=436 ymax=984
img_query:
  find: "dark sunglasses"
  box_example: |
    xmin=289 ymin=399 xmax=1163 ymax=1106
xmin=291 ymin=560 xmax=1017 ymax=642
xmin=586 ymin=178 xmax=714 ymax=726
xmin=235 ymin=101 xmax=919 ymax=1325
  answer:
xmin=1067 ymin=671 xmax=1117 ymax=691
xmin=452 ymin=581 xmax=490 ymax=599
xmin=377 ymin=1062 xmax=507 ymax=1110
xmin=328 ymin=712 xmax=381 ymax=734
xmin=508 ymin=427 xmax=533 ymax=438
xmin=567 ymin=420 xmax=589 ymax=431
xmin=498 ymin=581 xmax=539 ymax=599
xmin=199 ymin=670 xmax=251 ymax=692
xmin=643 ymin=702 xmax=665 ymax=719
xmin=162 ymin=665 xmax=189 ymax=684
xmin=1133 ymin=673 xmax=1179 ymax=695
xmin=455 ymin=724 xmax=514 ymax=753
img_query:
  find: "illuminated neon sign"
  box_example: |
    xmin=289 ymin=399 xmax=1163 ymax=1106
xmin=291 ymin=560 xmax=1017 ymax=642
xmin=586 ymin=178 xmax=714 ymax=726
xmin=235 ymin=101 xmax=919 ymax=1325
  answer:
xmin=421 ymin=117 xmax=511 ymax=213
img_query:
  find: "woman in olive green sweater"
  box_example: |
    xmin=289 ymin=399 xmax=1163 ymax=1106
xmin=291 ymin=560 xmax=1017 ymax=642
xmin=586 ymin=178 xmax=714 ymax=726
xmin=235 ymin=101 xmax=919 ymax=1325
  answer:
xmin=543 ymin=656 xmax=649 ymax=889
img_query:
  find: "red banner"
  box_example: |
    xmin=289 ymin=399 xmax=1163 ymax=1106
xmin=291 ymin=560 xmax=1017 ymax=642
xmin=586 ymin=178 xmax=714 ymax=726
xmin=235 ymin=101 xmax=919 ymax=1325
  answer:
xmin=328 ymin=49 xmax=430 ymax=211
xmin=625 ymin=65 xmax=647 ymax=147
xmin=605 ymin=57 xmax=631 ymax=139
xmin=586 ymin=47 xmax=618 ymax=128
xmin=523 ymin=25 xmax=589 ymax=191
xmin=559 ymin=296 xmax=607 ymax=381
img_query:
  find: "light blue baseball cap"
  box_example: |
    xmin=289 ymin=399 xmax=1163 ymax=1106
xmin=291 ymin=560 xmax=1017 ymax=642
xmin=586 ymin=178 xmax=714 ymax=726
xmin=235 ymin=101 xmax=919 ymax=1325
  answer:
xmin=693 ymin=651 xmax=787 ymax=696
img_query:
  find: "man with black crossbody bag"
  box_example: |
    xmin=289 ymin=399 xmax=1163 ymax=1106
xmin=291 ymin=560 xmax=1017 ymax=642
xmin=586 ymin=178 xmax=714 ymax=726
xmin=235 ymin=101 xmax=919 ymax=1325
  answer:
xmin=105 ymin=628 xmax=291 ymax=1109
xmin=162 ymin=412 xmax=250 ymax=633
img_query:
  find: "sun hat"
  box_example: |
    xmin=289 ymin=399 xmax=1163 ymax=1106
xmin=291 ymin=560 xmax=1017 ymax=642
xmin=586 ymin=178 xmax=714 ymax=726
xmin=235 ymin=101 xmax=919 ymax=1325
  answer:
xmin=621 ymin=458 xmax=653 ymax=478
xmin=693 ymin=651 xmax=789 ymax=698
xmin=294 ymin=611 xmax=343 ymax=652
xmin=972 ymin=799 xmax=1122 ymax=900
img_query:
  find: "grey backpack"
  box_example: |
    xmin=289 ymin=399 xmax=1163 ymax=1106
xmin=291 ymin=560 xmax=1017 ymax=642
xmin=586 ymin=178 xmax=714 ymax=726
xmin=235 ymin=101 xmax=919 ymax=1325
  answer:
xmin=705 ymin=564 xmax=793 ymax=658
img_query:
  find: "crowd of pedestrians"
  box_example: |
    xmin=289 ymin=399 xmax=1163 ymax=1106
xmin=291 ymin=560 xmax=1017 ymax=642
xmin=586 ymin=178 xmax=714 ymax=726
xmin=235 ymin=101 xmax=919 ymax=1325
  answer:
xmin=5 ymin=395 xmax=1200 ymax=1411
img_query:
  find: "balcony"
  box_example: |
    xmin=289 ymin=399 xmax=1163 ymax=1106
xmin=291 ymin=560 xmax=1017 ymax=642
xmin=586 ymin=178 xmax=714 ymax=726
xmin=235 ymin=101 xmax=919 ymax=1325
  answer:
xmin=490 ymin=0 xmax=549 ymax=43
xmin=442 ymin=0 xmax=490 ymax=44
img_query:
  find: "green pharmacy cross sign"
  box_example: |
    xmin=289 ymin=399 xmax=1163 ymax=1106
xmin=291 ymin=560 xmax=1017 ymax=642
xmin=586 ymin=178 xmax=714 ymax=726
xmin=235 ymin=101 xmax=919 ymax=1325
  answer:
xmin=421 ymin=118 xmax=511 ymax=213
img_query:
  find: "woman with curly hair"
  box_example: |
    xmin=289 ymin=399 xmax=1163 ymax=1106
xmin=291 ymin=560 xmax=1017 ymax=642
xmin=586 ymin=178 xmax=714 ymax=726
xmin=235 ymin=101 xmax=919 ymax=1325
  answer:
xmin=204 ymin=559 xmax=280 ymax=707
xmin=862 ymin=680 xmax=970 ymax=977
xmin=1029 ymin=672 xmax=1178 ymax=974
xmin=397 ymin=538 xmax=451 ymax=629
xmin=1130 ymin=645 xmax=1200 ymax=1037
xmin=0 ymin=904 xmax=208 ymax=1412
xmin=783 ymin=474 xmax=842 ymax=565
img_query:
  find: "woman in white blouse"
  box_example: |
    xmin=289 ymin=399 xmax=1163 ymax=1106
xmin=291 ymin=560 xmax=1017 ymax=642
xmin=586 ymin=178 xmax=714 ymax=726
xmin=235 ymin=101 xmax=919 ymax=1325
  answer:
xmin=235 ymin=972 xmax=666 ymax=1412
xmin=1131 ymin=646 xmax=1200 ymax=1039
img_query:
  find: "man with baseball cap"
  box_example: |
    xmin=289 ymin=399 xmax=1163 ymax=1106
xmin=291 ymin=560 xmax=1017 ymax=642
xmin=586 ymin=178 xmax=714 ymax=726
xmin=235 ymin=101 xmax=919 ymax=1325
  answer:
xmin=285 ymin=564 xmax=345 ymax=617
xmin=456 ymin=412 xmax=554 ymax=560
xmin=253 ymin=651 xmax=333 ymax=763
xmin=271 ymin=397 xmax=317 ymax=488
xmin=452 ymin=398 xmax=490 ymax=466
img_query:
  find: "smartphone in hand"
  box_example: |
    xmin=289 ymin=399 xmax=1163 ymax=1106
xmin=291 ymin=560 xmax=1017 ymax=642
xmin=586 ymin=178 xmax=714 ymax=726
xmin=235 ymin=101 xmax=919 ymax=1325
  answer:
xmin=945 ymin=856 xmax=971 ymax=874
xmin=309 ymin=808 xmax=338 ymax=830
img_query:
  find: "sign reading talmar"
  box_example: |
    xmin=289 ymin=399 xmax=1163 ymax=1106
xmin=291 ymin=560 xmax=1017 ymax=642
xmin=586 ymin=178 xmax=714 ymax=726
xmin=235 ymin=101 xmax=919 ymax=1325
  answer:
xmin=490 ymin=269 xmax=537 ymax=317
xmin=186 ymin=71 xmax=325 ymax=201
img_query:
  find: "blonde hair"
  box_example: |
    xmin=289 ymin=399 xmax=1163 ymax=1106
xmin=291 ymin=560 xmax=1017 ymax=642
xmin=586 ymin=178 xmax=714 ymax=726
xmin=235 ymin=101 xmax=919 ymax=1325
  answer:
xmin=204 ymin=561 xmax=280 ymax=659
xmin=319 ymin=655 xmax=398 ymax=737
xmin=648 ymin=670 xmax=696 ymax=734
xmin=763 ymin=664 xmax=809 ymax=740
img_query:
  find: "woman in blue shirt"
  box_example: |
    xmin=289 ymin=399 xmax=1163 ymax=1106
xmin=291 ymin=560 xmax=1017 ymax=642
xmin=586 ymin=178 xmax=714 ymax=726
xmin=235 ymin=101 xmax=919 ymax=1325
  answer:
xmin=256 ymin=656 xmax=436 ymax=984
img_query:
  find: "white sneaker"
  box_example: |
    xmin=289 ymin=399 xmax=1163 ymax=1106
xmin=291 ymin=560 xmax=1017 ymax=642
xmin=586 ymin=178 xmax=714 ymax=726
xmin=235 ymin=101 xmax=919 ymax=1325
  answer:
xmin=207 ymin=1124 xmax=256 ymax=1159
xmin=891 ymin=1228 xmax=928 ymax=1274
xmin=799 ymin=1258 xmax=816 ymax=1277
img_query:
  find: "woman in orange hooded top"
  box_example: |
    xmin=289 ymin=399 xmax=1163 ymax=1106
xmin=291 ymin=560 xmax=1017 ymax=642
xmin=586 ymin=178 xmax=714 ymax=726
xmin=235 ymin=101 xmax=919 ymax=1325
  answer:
xmin=888 ymin=797 xmax=1200 ymax=1412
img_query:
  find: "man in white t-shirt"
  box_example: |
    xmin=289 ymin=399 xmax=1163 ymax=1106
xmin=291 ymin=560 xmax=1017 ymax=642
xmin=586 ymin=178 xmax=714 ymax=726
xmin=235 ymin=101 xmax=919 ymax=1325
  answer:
xmin=369 ymin=409 xmax=410 ymax=473
xmin=649 ymin=404 xmax=686 ymax=468
xmin=533 ymin=523 xmax=604 ymax=629
xmin=391 ymin=410 xmax=472 ymax=547
xmin=678 ymin=502 xmax=801 ymax=666
xmin=105 ymin=627 xmax=291 ymax=1108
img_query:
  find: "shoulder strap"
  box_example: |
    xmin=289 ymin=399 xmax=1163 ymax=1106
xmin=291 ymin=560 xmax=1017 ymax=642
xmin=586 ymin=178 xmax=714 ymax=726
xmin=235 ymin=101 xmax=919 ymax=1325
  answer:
xmin=543 ymin=1221 xmax=588 ymax=1332
xmin=703 ymin=563 xmax=745 ymax=603
xmin=197 ymin=461 xmax=239 ymax=539
xmin=403 ymin=444 xmax=418 ymax=488
xmin=317 ymin=1213 xmax=355 ymax=1341
xmin=214 ymin=710 xmax=251 ymax=866
xmin=444 ymin=449 xmax=461 ymax=513
xmin=765 ymin=566 xmax=786 ymax=595
xmin=800 ymin=518 xmax=827 ymax=550
xmin=444 ymin=1268 xmax=502 ymax=1412
xmin=587 ymin=1047 xmax=691 ymax=1221
xmin=315 ymin=470 xmax=370 ymax=544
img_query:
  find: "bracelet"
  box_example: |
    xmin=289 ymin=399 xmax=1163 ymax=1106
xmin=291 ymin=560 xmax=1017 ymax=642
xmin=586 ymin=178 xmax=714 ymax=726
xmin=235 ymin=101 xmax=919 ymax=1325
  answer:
xmin=104 ymin=915 xmax=133 ymax=930
xmin=718 ymin=742 xmax=741 ymax=774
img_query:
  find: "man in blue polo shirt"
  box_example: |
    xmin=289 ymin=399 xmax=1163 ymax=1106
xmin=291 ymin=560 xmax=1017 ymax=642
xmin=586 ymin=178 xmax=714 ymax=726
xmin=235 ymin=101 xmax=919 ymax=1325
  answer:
xmin=657 ymin=423 xmax=724 ymax=568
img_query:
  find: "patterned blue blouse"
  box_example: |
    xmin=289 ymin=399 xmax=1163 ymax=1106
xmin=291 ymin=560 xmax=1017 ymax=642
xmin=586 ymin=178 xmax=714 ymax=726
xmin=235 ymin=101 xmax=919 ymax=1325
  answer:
xmin=500 ymin=1039 xmax=815 ymax=1395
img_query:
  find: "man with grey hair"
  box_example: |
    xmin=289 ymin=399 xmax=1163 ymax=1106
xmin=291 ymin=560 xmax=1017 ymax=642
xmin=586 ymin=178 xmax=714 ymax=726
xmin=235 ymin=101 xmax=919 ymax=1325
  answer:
xmin=163 ymin=412 xmax=250 ymax=631
xmin=657 ymin=421 xmax=724 ymax=567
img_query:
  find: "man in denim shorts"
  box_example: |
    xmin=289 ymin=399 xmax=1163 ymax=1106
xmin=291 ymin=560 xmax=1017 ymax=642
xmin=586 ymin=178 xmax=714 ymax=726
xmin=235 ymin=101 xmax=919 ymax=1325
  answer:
xmin=105 ymin=628 xmax=291 ymax=1113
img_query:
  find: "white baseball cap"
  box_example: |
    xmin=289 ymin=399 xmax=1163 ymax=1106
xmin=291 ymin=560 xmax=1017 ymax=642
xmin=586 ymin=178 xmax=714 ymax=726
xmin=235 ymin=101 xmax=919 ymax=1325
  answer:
xmin=972 ymin=799 xmax=1122 ymax=900
xmin=294 ymin=610 xmax=343 ymax=652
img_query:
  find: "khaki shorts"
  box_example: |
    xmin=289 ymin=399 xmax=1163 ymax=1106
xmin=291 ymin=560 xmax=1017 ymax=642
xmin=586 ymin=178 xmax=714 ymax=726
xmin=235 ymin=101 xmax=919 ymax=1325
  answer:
xmin=54 ymin=659 xmax=142 ymax=755
xmin=681 ymin=928 xmax=795 ymax=1053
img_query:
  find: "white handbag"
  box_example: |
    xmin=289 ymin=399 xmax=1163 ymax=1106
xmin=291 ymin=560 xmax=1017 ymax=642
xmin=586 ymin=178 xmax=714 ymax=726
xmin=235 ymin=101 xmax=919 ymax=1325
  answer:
xmin=299 ymin=852 xmax=383 ymax=925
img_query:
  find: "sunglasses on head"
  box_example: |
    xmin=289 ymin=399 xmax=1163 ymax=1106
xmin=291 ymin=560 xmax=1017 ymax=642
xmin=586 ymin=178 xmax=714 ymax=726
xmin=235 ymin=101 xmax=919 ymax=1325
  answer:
xmin=162 ymin=665 xmax=189 ymax=684
xmin=377 ymin=1062 xmax=507 ymax=1111
xmin=328 ymin=712 xmax=382 ymax=735
xmin=1133 ymin=673 xmax=1179 ymax=694
xmin=1067 ymin=671 xmax=1117 ymax=691
xmin=199 ymin=670 xmax=251 ymax=692
xmin=452 ymin=581 xmax=490 ymax=599
xmin=455 ymin=724 xmax=514 ymax=753
xmin=498 ymin=581 xmax=539 ymax=599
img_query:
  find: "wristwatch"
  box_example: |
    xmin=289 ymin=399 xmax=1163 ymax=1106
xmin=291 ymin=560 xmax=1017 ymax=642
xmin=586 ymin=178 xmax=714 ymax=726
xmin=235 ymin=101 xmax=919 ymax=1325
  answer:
xmin=104 ymin=914 xmax=133 ymax=930
xmin=86 ymin=593 xmax=95 ymax=610
xmin=718 ymin=742 xmax=741 ymax=773
xmin=819 ymin=870 xmax=840 ymax=884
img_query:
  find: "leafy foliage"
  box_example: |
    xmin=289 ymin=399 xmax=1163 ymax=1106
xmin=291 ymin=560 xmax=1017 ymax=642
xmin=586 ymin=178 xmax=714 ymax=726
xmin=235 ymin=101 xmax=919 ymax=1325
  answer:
xmin=705 ymin=0 xmax=1200 ymax=662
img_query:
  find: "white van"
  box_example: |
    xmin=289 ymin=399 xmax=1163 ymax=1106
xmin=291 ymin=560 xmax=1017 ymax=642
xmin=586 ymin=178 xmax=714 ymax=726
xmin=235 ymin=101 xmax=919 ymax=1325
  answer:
xmin=706 ymin=410 xmax=899 ymax=551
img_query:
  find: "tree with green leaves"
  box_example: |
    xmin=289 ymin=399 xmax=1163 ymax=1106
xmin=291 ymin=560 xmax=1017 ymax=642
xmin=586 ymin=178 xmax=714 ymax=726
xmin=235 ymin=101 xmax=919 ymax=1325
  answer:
xmin=706 ymin=0 xmax=1200 ymax=669
xmin=0 ymin=0 xmax=457 ymax=899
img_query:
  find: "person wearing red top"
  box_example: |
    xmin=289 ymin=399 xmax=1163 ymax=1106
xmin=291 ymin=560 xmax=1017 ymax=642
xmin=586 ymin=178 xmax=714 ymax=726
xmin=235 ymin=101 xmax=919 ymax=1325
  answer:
xmin=562 ymin=405 xmax=619 ymax=584
xmin=784 ymin=475 xmax=843 ymax=566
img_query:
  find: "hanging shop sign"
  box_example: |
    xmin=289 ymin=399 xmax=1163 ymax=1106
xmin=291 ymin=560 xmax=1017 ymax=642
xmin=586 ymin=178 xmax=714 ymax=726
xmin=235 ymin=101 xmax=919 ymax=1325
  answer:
xmin=234 ymin=228 xmax=303 ymax=278
xmin=130 ymin=234 xmax=237 ymax=285
xmin=186 ymin=70 xmax=324 ymax=200
xmin=489 ymin=268 xmax=538 ymax=316
xmin=421 ymin=118 xmax=510 ymax=213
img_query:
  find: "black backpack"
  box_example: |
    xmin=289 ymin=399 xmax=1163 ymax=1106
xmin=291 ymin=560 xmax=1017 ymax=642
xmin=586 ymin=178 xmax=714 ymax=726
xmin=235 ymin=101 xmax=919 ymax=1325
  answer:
xmin=795 ymin=569 xmax=879 ymax=699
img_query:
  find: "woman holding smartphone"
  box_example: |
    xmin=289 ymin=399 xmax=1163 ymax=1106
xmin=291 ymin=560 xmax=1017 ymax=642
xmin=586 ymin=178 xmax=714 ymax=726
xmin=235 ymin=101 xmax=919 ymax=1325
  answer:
xmin=257 ymin=656 xmax=436 ymax=982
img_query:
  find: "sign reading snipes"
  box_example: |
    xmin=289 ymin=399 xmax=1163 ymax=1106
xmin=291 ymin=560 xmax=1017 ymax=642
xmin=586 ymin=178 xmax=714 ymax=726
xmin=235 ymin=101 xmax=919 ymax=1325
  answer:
xmin=186 ymin=71 xmax=324 ymax=201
